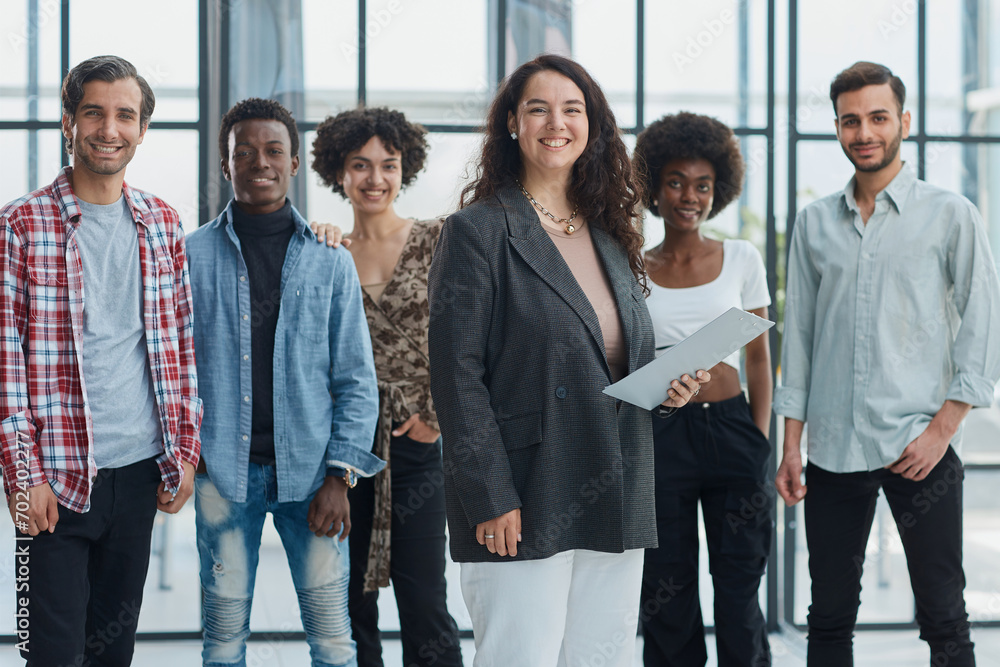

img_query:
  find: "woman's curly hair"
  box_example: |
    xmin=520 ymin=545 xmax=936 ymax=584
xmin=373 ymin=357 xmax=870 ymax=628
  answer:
xmin=634 ymin=112 xmax=745 ymax=220
xmin=311 ymin=106 xmax=428 ymax=198
xmin=460 ymin=54 xmax=647 ymax=291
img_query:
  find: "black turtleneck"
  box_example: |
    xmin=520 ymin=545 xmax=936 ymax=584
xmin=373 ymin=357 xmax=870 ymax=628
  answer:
xmin=231 ymin=200 xmax=295 ymax=466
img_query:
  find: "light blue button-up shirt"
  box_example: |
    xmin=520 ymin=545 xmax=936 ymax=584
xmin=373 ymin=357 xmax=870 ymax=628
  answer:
xmin=775 ymin=165 xmax=1000 ymax=473
xmin=187 ymin=200 xmax=382 ymax=503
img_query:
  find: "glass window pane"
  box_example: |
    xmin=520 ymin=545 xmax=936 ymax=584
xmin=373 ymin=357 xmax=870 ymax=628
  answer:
xmin=366 ymin=0 xmax=489 ymax=126
xmin=303 ymin=0 xmax=359 ymax=122
xmin=0 ymin=0 xmax=62 ymax=121
xmin=0 ymin=130 xmax=63 ymax=206
xmin=573 ymin=1 xmax=637 ymax=128
xmin=927 ymin=0 xmax=1000 ymax=136
xmin=69 ymin=0 xmax=199 ymax=123
xmin=965 ymin=469 xmax=1000 ymax=621
xmin=644 ymin=0 xmax=769 ymax=130
xmin=125 ymin=130 xmax=201 ymax=235
xmin=505 ymin=0 xmax=571 ymax=71
xmin=795 ymin=0 xmax=918 ymax=135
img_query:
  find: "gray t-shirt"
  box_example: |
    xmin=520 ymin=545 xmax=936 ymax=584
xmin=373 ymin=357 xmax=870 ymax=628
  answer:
xmin=76 ymin=196 xmax=163 ymax=468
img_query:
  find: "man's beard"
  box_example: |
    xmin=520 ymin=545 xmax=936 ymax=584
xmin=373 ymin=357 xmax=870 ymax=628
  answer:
xmin=844 ymin=126 xmax=903 ymax=173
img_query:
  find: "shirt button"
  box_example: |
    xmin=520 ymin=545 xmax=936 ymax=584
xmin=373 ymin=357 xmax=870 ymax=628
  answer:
xmin=702 ymin=403 xmax=710 ymax=409
xmin=240 ymin=275 xmax=246 ymax=282
xmin=555 ymin=387 xmax=567 ymax=399
xmin=243 ymin=396 xmax=250 ymax=402
xmin=243 ymin=314 xmax=249 ymax=320
xmin=243 ymin=354 xmax=249 ymax=361
xmin=242 ymin=434 xmax=249 ymax=441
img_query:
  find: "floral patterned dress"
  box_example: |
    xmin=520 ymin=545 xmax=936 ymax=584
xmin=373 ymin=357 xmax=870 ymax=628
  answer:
xmin=359 ymin=218 xmax=442 ymax=592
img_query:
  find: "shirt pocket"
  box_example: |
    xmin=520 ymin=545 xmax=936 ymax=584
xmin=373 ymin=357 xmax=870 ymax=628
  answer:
xmin=498 ymin=410 xmax=543 ymax=498
xmin=294 ymin=284 xmax=334 ymax=343
xmin=27 ymin=265 xmax=71 ymax=323
xmin=498 ymin=411 xmax=542 ymax=451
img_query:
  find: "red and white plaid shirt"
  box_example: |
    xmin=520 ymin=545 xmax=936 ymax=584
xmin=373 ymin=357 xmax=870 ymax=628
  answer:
xmin=1 ymin=167 xmax=202 ymax=513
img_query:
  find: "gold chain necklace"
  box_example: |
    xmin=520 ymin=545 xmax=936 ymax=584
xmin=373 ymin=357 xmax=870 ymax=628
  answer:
xmin=517 ymin=182 xmax=580 ymax=234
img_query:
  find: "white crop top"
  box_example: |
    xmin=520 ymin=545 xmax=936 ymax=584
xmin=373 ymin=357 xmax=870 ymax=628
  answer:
xmin=645 ymin=239 xmax=770 ymax=370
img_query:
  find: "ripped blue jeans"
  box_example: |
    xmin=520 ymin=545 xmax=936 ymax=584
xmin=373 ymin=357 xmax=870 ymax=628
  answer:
xmin=195 ymin=465 xmax=356 ymax=667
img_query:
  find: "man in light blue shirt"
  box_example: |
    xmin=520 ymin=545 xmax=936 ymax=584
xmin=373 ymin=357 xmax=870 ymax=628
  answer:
xmin=187 ymin=98 xmax=382 ymax=667
xmin=775 ymin=62 xmax=1000 ymax=667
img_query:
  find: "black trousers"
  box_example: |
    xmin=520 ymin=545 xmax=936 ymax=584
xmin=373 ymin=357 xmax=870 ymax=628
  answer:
xmin=348 ymin=430 xmax=463 ymax=667
xmin=16 ymin=456 xmax=161 ymax=667
xmin=641 ymin=394 xmax=772 ymax=667
xmin=804 ymin=447 xmax=975 ymax=667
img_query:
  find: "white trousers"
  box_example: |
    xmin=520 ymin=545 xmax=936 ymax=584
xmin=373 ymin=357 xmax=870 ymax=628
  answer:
xmin=460 ymin=549 xmax=644 ymax=667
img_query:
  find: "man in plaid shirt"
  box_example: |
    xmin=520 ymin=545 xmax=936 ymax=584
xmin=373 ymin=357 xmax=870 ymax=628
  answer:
xmin=0 ymin=55 xmax=202 ymax=665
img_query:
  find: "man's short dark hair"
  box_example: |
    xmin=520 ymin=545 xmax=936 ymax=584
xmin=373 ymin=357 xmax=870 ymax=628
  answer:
xmin=219 ymin=98 xmax=300 ymax=166
xmin=830 ymin=61 xmax=906 ymax=116
xmin=61 ymin=55 xmax=156 ymax=153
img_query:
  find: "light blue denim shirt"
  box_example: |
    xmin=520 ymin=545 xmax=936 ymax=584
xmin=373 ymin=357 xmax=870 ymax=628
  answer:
xmin=187 ymin=200 xmax=382 ymax=503
xmin=775 ymin=165 xmax=1000 ymax=473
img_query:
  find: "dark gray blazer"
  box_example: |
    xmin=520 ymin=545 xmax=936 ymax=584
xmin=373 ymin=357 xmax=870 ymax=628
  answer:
xmin=428 ymin=183 xmax=657 ymax=563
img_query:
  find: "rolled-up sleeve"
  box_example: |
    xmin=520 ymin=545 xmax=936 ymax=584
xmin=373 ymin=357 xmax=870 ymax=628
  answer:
xmin=944 ymin=204 xmax=1000 ymax=407
xmin=774 ymin=212 xmax=821 ymax=422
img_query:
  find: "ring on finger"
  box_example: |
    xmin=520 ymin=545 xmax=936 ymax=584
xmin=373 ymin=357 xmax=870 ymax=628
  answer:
xmin=484 ymin=534 xmax=495 ymax=539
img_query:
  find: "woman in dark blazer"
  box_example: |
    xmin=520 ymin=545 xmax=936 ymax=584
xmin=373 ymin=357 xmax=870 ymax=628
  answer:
xmin=428 ymin=54 xmax=708 ymax=667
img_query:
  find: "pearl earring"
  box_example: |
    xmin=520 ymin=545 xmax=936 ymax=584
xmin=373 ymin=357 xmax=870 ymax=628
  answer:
xmin=510 ymin=132 xmax=518 ymax=140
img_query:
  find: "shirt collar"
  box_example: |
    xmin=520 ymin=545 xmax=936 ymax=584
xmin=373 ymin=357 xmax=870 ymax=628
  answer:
xmin=55 ymin=165 xmax=148 ymax=228
xmin=223 ymin=198 xmax=312 ymax=238
xmin=841 ymin=162 xmax=916 ymax=215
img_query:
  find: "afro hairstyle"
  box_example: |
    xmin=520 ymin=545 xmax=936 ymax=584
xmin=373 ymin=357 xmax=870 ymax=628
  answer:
xmin=311 ymin=106 xmax=428 ymax=198
xmin=634 ymin=111 xmax=745 ymax=219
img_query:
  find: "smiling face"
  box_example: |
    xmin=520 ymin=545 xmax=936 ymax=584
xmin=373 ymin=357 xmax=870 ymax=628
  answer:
xmin=337 ymin=136 xmax=403 ymax=215
xmin=223 ymin=118 xmax=299 ymax=215
xmin=507 ymin=70 xmax=589 ymax=183
xmin=62 ymin=78 xmax=146 ymax=178
xmin=656 ymin=158 xmax=716 ymax=232
xmin=834 ymin=83 xmax=910 ymax=174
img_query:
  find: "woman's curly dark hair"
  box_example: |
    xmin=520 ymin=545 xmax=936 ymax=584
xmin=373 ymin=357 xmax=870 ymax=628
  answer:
xmin=634 ymin=112 xmax=745 ymax=220
xmin=460 ymin=54 xmax=647 ymax=291
xmin=311 ymin=107 xmax=428 ymax=198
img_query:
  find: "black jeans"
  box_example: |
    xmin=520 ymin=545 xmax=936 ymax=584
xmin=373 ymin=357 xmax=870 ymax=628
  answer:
xmin=17 ymin=456 xmax=161 ymax=667
xmin=804 ymin=447 xmax=974 ymax=667
xmin=348 ymin=429 xmax=463 ymax=667
xmin=641 ymin=394 xmax=772 ymax=667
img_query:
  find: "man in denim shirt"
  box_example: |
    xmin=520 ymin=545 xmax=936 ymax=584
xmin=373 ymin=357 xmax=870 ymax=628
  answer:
xmin=775 ymin=62 xmax=1000 ymax=667
xmin=187 ymin=98 xmax=382 ymax=667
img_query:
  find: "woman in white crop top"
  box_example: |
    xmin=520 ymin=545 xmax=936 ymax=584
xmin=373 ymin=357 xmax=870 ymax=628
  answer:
xmin=634 ymin=112 xmax=774 ymax=667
